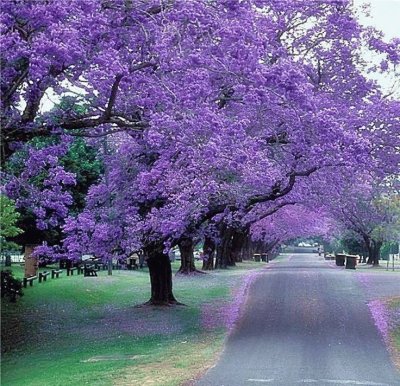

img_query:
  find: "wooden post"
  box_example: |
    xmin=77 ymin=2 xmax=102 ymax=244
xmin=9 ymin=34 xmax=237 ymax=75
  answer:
xmin=24 ymin=244 xmax=38 ymax=278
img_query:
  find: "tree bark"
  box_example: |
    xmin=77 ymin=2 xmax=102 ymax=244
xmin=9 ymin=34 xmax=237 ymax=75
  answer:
xmin=241 ymin=233 xmax=254 ymax=260
xmin=145 ymin=243 xmax=180 ymax=305
xmin=202 ymin=236 xmax=215 ymax=270
xmin=177 ymin=237 xmax=197 ymax=274
xmin=215 ymin=226 xmax=234 ymax=269
xmin=365 ymin=236 xmax=382 ymax=266
xmin=363 ymin=235 xmax=373 ymax=265
xmin=231 ymin=230 xmax=246 ymax=263
xmin=367 ymin=240 xmax=382 ymax=266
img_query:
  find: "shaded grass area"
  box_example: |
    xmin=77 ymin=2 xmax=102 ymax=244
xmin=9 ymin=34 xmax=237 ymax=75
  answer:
xmin=1 ymin=260 xmax=265 ymax=386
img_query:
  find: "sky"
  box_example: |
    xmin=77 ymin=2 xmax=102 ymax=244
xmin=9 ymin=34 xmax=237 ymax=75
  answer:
xmin=354 ymin=0 xmax=400 ymax=41
xmin=353 ymin=0 xmax=400 ymax=95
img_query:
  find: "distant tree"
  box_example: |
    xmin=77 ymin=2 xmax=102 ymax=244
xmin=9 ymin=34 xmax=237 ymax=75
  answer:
xmin=4 ymin=135 xmax=101 ymax=247
xmin=322 ymin=177 xmax=400 ymax=265
xmin=0 ymin=195 xmax=23 ymax=252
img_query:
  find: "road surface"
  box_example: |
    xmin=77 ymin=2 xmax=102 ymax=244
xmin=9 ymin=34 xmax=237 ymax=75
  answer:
xmin=197 ymin=253 xmax=400 ymax=386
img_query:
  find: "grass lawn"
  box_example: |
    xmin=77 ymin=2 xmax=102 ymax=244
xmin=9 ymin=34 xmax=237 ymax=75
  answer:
xmin=1 ymin=260 xmax=265 ymax=386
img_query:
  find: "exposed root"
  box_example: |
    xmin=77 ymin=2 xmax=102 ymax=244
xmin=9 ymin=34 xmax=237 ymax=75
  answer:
xmin=135 ymin=299 xmax=186 ymax=308
xmin=176 ymin=269 xmax=208 ymax=276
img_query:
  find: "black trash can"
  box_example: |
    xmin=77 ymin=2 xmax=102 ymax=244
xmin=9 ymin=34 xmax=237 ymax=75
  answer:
xmin=335 ymin=254 xmax=345 ymax=266
xmin=345 ymin=255 xmax=357 ymax=270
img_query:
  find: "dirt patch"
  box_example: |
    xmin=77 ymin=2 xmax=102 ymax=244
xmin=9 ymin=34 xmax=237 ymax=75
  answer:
xmin=81 ymin=354 xmax=147 ymax=363
xmin=112 ymin=338 xmax=219 ymax=386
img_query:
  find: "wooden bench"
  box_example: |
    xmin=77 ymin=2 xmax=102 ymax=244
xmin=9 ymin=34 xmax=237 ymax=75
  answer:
xmin=39 ymin=271 xmax=50 ymax=283
xmin=67 ymin=267 xmax=78 ymax=276
xmin=51 ymin=269 xmax=63 ymax=279
xmin=84 ymin=265 xmax=98 ymax=277
xmin=94 ymin=263 xmax=107 ymax=271
xmin=23 ymin=275 xmax=37 ymax=288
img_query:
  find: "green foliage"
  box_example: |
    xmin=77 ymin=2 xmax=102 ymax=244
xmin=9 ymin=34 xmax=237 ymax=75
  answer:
xmin=371 ymin=195 xmax=400 ymax=243
xmin=61 ymin=138 xmax=103 ymax=212
xmin=0 ymin=195 xmax=23 ymax=238
xmin=5 ymin=137 xmax=102 ymax=245
xmin=1 ymin=270 xmax=23 ymax=302
xmin=380 ymin=242 xmax=399 ymax=260
xmin=339 ymin=233 xmax=365 ymax=255
xmin=0 ymin=195 xmax=23 ymax=251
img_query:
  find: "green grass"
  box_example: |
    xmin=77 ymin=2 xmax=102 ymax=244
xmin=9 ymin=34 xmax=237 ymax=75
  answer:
xmin=1 ymin=260 xmax=265 ymax=386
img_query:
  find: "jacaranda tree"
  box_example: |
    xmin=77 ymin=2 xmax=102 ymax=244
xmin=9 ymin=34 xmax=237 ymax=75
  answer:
xmin=1 ymin=0 xmax=399 ymax=304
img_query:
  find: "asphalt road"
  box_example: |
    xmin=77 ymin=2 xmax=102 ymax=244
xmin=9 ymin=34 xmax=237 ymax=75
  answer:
xmin=197 ymin=253 xmax=400 ymax=386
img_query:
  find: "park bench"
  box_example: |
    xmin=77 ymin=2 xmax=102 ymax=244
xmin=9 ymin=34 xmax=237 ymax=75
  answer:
xmin=39 ymin=271 xmax=50 ymax=283
xmin=95 ymin=262 xmax=107 ymax=270
xmin=67 ymin=267 xmax=78 ymax=276
xmin=84 ymin=265 xmax=98 ymax=277
xmin=51 ymin=269 xmax=63 ymax=279
xmin=23 ymin=275 xmax=37 ymax=288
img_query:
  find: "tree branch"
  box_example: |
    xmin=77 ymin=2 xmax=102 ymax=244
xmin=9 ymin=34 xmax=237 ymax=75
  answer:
xmin=102 ymin=74 xmax=123 ymax=120
xmin=245 ymin=201 xmax=297 ymax=228
xmin=247 ymin=166 xmax=318 ymax=208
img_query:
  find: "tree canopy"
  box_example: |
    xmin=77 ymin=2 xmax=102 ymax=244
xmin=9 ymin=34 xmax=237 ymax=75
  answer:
xmin=1 ymin=0 xmax=399 ymax=303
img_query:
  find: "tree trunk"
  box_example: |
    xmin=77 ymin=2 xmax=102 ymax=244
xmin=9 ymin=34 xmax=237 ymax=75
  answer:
xmin=363 ymin=236 xmax=374 ymax=265
xmin=177 ymin=237 xmax=197 ymax=274
xmin=145 ymin=243 xmax=179 ymax=305
xmin=240 ymin=233 xmax=253 ymax=260
xmin=264 ymin=239 xmax=280 ymax=261
xmin=202 ymin=236 xmax=215 ymax=270
xmin=368 ymin=240 xmax=382 ymax=266
xmin=363 ymin=236 xmax=381 ymax=266
xmin=231 ymin=231 xmax=245 ymax=263
xmin=215 ymin=226 xmax=234 ymax=269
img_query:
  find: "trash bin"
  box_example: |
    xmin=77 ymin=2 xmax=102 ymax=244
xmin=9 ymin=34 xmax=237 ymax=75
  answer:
xmin=345 ymin=255 xmax=357 ymax=270
xmin=335 ymin=254 xmax=345 ymax=266
xmin=253 ymin=254 xmax=261 ymax=262
xmin=127 ymin=257 xmax=138 ymax=270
